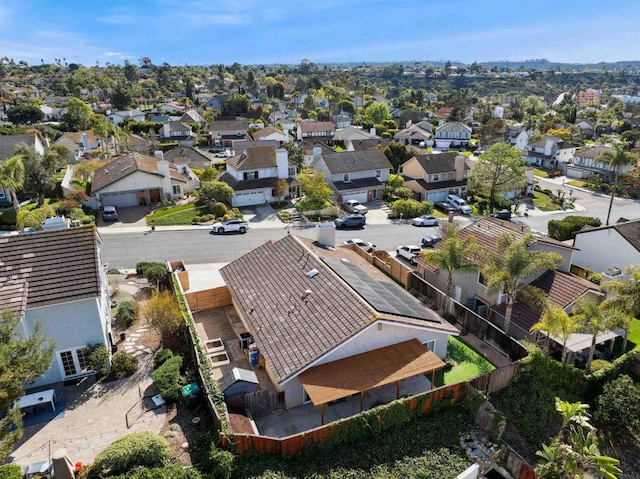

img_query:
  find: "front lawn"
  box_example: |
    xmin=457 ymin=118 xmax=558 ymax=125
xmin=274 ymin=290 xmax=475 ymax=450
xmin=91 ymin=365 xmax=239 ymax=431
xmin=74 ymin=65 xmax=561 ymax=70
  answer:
xmin=532 ymin=191 xmax=562 ymax=211
xmin=533 ymin=168 xmax=550 ymax=178
xmin=146 ymin=202 xmax=210 ymax=226
xmin=434 ymin=336 xmax=496 ymax=387
xmin=567 ymin=179 xmax=587 ymax=188
xmin=612 ymin=318 xmax=640 ymax=355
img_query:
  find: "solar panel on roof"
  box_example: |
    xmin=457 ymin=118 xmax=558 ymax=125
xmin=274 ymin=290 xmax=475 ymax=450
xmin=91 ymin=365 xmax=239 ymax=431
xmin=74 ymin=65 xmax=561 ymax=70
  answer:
xmin=322 ymin=259 xmax=440 ymax=322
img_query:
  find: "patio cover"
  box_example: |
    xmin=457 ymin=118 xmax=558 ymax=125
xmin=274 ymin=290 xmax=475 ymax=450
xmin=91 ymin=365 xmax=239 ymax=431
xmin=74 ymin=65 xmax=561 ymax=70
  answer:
xmin=298 ymin=338 xmax=445 ymax=407
xmin=562 ymin=328 xmax=625 ymax=353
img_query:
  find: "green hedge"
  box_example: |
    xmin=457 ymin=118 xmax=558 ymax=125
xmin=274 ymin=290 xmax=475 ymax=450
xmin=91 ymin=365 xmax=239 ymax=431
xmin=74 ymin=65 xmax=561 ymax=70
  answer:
xmin=151 ymin=355 xmax=183 ymax=403
xmin=547 ymin=216 xmax=601 ymax=241
xmin=0 ymin=465 xmax=23 ymax=479
xmin=109 ymin=465 xmax=202 ymax=479
xmin=154 ymin=348 xmax=174 ymax=368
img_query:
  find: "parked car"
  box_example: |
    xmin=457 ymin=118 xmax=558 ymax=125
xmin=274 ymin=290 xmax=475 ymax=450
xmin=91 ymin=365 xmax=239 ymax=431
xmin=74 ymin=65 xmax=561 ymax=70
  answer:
xmin=343 ymin=238 xmax=376 ymax=253
xmin=212 ymin=219 xmax=249 ymax=233
xmin=214 ymin=150 xmax=229 ymax=158
xmin=396 ymin=245 xmax=422 ymax=265
xmin=412 ymin=215 xmax=440 ymax=227
xmin=489 ymin=209 xmax=512 ymax=221
xmin=101 ymin=205 xmax=119 ymax=222
xmin=342 ymin=199 xmax=368 ymax=215
xmin=446 ymin=194 xmax=472 ymax=215
xmin=334 ymin=214 xmax=366 ymax=229
xmin=422 ymin=234 xmax=442 ymax=248
xmin=434 ymin=202 xmax=456 ymax=214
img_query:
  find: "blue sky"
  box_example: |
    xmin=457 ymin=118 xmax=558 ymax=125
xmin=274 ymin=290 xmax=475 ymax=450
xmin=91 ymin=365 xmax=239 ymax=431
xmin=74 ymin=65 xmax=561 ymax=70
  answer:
xmin=1 ymin=0 xmax=639 ymax=66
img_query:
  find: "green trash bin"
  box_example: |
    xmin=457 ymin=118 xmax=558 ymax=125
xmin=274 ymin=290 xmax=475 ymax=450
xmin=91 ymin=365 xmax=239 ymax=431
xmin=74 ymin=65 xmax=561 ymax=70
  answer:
xmin=181 ymin=383 xmax=200 ymax=407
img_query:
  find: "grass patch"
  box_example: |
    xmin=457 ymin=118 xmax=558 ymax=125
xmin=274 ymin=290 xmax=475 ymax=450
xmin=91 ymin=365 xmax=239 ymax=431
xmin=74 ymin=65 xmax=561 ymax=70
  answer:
xmin=567 ymin=179 xmax=587 ymax=188
xmin=533 ymin=168 xmax=550 ymax=178
xmin=612 ymin=318 xmax=640 ymax=355
xmin=431 ymin=209 xmax=448 ymax=218
xmin=533 ymin=191 xmax=561 ymax=211
xmin=146 ymin=202 xmax=211 ymax=226
xmin=434 ymin=337 xmax=495 ymax=386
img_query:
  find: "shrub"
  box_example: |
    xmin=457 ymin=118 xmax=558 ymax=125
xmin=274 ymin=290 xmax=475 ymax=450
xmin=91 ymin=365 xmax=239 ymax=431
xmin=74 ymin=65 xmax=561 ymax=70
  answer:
xmin=0 ymin=465 xmax=23 ymax=479
xmin=151 ymin=355 xmax=183 ymax=403
xmin=211 ymin=202 xmax=228 ymax=217
xmin=136 ymin=261 xmax=165 ymax=276
xmin=154 ymin=348 xmax=174 ymax=368
xmin=144 ymin=264 xmax=167 ymax=287
xmin=88 ymin=344 xmax=111 ymax=375
xmin=110 ymin=465 xmax=202 ymax=479
xmin=81 ymin=216 xmax=95 ymax=225
xmin=596 ymin=374 xmax=640 ymax=432
xmin=117 ymin=300 xmax=138 ymax=327
xmin=107 ymin=268 xmax=121 ymax=275
xmin=87 ymin=432 xmax=171 ymax=478
xmin=111 ymin=352 xmax=137 ymax=378
xmin=547 ymin=216 xmax=601 ymax=241
xmin=202 ymin=444 xmax=234 ymax=479
xmin=390 ymin=198 xmax=427 ymax=218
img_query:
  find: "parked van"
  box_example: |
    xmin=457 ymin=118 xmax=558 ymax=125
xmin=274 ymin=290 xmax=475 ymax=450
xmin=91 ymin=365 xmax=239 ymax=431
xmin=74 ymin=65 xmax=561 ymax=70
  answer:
xmin=446 ymin=194 xmax=472 ymax=215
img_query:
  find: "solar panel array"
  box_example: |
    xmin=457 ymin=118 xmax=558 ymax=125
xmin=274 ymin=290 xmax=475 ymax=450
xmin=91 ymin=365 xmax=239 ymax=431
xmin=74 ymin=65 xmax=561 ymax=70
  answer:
xmin=323 ymin=259 xmax=439 ymax=322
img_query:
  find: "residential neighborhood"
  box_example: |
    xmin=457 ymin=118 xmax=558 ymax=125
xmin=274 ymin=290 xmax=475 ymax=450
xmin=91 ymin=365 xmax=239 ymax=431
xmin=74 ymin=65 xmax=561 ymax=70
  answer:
xmin=1 ymin=20 xmax=640 ymax=479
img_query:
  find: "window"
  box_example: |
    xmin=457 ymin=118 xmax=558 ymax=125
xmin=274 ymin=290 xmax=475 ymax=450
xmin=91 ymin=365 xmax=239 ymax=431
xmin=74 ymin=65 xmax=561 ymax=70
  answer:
xmin=478 ymin=271 xmax=488 ymax=286
xmin=288 ymin=166 xmax=296 ymax=177
xmin=60 ymin=351 xmax=75 ymax=377
xmin=375 ymin=169 xmax=381 ymax=179
xmin=77 ymin=347 xmax=90 ymax=372
xmin=423 ymin=340 xmax=436 ymax=352
xmin=343 ymin=173 xmax=350 ymax=183
xmin=433 ymin=174 xmax=440 ymax=182
xmin=243 ymin=171 xmax=259 ymax=180
xmin=303 ymin=389 xmax=312 ymax=404
xmin=58 ymin=347 xmax=93 ymax=378
xmin=372 ymin=189 xmax=378 ymax=199
xmin=172 ymin=185 xmax=181 ymax=195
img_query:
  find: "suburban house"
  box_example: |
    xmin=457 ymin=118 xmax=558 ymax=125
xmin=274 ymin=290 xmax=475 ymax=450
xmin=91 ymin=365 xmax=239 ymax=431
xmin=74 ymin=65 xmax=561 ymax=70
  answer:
xmin=55 ymin=131 xmax=102 ymax=162
xmin=434 ymin=122 xmax=472 ymax=149
xmin=297 ymin=121 xmax=336 ymax=141
xmin=116 ymin=134 xmax=152 ymax=154
xmin=398 ymin=152 xmax=470 ymax=203
xmin=311 ymin=150 xmax=392 ymax=203
xmin=164 ymin=146 xmax=215 ymax=170
xmin=566 ymin=145 xmax=635 ymax=182
xmin=180 ymin=109 xmax=205 ymax=123
xmin=39 ymin=104 xmax=67 ymax=121
xmin=333 ymin=111 xmax=353 ymax=128
xmin=299 ymin=140 xmax=334 ymax=167
xmin=577 ymin=89 xmax=601 ymax=105
xmin=437 ymin=107 xmax=453 ymax=120
xmin=507 ymin=127 xmax=530 ymax=151
xmin=0 ymin=226 xmax=114 ymax=388
xmin=160 ymin=121 xmax=197 ymax=147
xmin=210 ymin=119 xmax=250 ymax=148
xmin=251 ymin=126 xmax=292 ymax=145
xmin=333 ymin=126 xmax=378 ymax=151
xmin=394 ymin=121 xmax=434 ymax=147
xmin=89 ymin=152 xmax=197 ymax=208
xmin=204 ymin=94 xmax=230 ymax=111
xmin=219 ymin=234 xmax=458 ymax=410
xmin=575 ymin=120 xmax=596 ymax=139
xmin=524 ymin=135 xmax=577 ymax=172
xmin=218 ymin=144 xmax=290 ymax=207
xmin=106 ymin=108 xmax=145 ymax=126
xmin=572 ymin=218 xmax=640 ymax=274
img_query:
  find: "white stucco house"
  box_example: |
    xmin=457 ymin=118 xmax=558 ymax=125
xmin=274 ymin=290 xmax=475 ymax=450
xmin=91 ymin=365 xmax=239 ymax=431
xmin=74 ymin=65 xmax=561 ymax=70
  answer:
xmin=89 ymin=152 xmax=198 ymax=208
xmin=251 ymin=126 xmax=292 ymax=145
xmin=0 ymin=226 xmax=114 ymax=388
xmin=434 ymin=122 xmax=472 ymax=149
xmin=219 ymin=235 xmax=458 ymax=410
xmin=524 ymin=135 xmax=576 ymax=172
xmin=507 ymin=127 xmax=530 ymax=151
xmin=106 ymin=108 xmax=145 ymax=126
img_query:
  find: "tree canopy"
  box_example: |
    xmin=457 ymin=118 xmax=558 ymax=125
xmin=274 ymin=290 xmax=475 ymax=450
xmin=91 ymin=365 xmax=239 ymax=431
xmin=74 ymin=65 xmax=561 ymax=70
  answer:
xmin=6 ymin=104 xmax=44 ymax=125
xmin=198 ymin=181 xmax=234 ymax=205
xmin=296 ymin=169 xmax=333 ymax=210
xmin=61 ymin=97 xmax=93 ymax=131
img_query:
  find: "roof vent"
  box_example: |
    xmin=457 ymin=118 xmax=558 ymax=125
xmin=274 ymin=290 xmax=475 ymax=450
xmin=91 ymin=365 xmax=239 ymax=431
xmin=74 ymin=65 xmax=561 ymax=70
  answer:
xmin=301 ymin=289 xmax=312 ymax=300
xmin=306 ymin=268 xmax=319 ymax=279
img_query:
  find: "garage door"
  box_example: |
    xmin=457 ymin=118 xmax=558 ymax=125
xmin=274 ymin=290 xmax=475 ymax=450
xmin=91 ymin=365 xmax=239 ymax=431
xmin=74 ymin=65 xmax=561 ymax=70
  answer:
xmin=233 ymin=191 xmax=265 ymax=207
xmin=100 ymin=192 xmax=139 ymax=208
xmin=342 ymin=191 xmax=368 ymax=203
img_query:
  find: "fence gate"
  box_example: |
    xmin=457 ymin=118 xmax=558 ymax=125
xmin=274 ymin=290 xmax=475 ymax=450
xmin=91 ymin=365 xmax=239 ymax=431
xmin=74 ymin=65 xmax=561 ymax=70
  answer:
xmin=245 ymin=390 xmax=282 ymax=418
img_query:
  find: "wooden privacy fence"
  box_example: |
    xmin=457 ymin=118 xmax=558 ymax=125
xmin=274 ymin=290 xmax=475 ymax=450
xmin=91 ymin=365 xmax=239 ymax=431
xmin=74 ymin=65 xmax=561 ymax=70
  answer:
xmin=344 ymin=244 xmax=412 ymax=287
xmin=470 ymin=363 xmax=520 ymax=395
xmin=227 ymin=382 xmax=468 ymax=456
xmin=184 ymin=286 xmax=232 ymax=312
xmin=244 ymin=390 xmax=282 ymax=418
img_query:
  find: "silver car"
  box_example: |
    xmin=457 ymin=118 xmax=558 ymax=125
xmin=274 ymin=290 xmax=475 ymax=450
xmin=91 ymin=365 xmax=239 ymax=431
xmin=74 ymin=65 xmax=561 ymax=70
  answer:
xmin=343 ymin=238 xmax=376 ymax=253
xmin=212 ymin=219 xmax=249 ymax=234
xmin=412 ymin=215 xmax=440 ymax=227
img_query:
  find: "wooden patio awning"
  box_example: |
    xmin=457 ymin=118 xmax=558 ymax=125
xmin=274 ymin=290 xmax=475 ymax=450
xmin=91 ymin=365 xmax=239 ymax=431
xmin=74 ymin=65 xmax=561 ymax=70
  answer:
xmin=298 ymin=338 xmax=445 ymax=407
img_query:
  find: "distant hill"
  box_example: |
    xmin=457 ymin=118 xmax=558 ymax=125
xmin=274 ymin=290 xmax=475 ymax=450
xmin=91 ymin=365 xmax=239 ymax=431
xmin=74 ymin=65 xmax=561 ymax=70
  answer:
xmin=314 ymin=59 xmax=640 ymax=70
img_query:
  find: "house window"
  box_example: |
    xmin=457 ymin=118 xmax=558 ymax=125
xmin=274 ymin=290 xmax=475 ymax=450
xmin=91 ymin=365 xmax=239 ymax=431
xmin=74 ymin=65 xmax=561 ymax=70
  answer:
xmin=478 ymin=271 xmax=488 ymax=286
xmin=372 ymin=189 xmax=378 ymax=200
xmin=58 ymin=347 xmax=91 ymax=378
xmin=172 ymin=185 xmax=181 ymax=195
xmin=288 ymin=166 xmax=296 ymax=177
xmin=375 ymin=169 xmax=381 ymax=179
xmin=76 ymin=348 xmax=90 ymax=372
xmin=343 ymin=173 xmax=350 ymax=183
xmin=243 ymin=171 xmax=259 ymax=180
xmin=423 ymin=340 xmax=436 ymax=352
xmin=303 ymin=389 xmax=312 ymax=404
xmin=433 ymin=174 xmax=440 ymax=182
xmin=60 ymin=351 xmax=75 ymax=377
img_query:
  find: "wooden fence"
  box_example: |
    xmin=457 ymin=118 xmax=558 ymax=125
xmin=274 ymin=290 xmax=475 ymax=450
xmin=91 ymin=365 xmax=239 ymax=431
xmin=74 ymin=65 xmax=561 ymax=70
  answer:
xmin=184 ymin=286 xmax=232 ymax=312
xmin=227 ymin=382 xmax=468 ymax=456
xmin=345 ymin=244 xmax=412 ymax=287
xmin=470 ymin=363 xmax=520 ymax=395
xmin=244 ymin=390 xmax=282 ymax=418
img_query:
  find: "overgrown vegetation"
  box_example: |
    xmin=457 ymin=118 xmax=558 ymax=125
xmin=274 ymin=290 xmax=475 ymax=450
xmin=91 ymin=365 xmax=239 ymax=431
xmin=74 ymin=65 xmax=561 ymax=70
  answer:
xmin=151 ymin=353 xmax=183 ymax=403
xmin=547 ymin=216 xmax=602 ymax=241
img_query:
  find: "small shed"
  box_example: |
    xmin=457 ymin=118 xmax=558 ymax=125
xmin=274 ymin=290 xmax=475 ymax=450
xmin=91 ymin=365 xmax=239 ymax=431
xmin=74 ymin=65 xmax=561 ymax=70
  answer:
xmin=219 ymin=367 xmax=259 ymax=399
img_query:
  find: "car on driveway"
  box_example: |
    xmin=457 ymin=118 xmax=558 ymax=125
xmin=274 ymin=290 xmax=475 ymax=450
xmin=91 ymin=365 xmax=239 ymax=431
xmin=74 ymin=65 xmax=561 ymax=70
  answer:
xmin=489 ymin=209 xmax=512 ymax=220
xmin=434 ymin=202 xmax=456 ymax=214
xmin=342 ymin=199 xmax=368 ymax=215
xmin=422 ymin=234 xmax=442 ymax=248
xmin=396 ymin=245 xmax=422 ymax=265
xmin=412 ymin=215 xmax=440 ymax=227
xmin=343 ymin=238 xmax=376 ymax=253
xmin=212 ymin=219 xmax=249 ymax=233
xmin=102 ymin=205 xmax=119 ymax=222
xmin=334 ymin=214 xmax=366 ymax=229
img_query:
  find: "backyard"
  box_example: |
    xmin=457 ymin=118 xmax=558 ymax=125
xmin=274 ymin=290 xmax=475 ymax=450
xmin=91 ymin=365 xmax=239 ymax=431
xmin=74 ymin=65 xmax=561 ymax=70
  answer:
xmin=434 ymin=336 xmax=496 ymax=387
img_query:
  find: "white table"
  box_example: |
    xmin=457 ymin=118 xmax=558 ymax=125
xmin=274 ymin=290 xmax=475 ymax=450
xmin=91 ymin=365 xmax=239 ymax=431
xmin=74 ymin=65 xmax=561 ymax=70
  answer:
xmin=18 ymin=389 xmax=56 ymax=412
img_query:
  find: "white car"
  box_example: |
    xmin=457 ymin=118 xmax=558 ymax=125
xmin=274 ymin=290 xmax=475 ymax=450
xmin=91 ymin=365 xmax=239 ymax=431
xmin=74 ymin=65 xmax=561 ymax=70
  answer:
xmin=412 ymin=215 xmax=440 ymax=227
xmin=212 ymin=219 xmax=249 ymax=234
xmin=396 ymin=245 xmax=422 ymax=265
xmin=343 ymin=238 xmax=376 ymax=253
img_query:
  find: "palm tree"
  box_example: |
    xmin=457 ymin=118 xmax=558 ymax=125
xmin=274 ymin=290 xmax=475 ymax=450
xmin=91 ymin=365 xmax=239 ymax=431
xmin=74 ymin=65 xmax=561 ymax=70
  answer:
xmin=572 ymin=296 xmax=619 ymax=373
xmin=602 ymin=265 xmax=640 ymax=352
xmin=596 ymin=144 xmax=638 ymax=225
xmin=482 ymin=233 xmax=563 ymax=333
xmin=420 ymin=222 xmax=479 ymax=297
xmin=0 ymin=155 xmax=25 ymax=214
xmin=531 ymin=306 xmax=582 ymax=364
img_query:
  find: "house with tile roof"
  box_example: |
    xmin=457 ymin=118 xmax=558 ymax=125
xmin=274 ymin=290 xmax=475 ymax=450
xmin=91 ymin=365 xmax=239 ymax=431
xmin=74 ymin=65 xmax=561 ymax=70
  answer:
xmin=164 ymin=146 xmax=215 ymax=170
xmin=0 ymin=227 xmax=113 ymax=388
xmin=398 ymin=152 xmax=470 ymax=203
xmin=297 ymin=121 xmax=335 ymax=141
xmin=218 ymin=144 xmax=290 ymax=207
xmin=160 ymin=121 xmax=197 ymax=147
xmin=434 ymin=122 xmax=472 ymax=149
xmin=312 ymin=150 xmax=392 ymax=204
xmin=394 ymin=121 xmax=434 ymax=147
xmin=220 ymin=234 xmax=457 ymax=410
xmin=106 ymin=108 xmax=145 ymax=126
xmin=572 ymin=218 xmax=640 ymax=274
xmin=251 ymin=126 xmax=292 ymax=145
xmin=524 ymin=135 xmax=576 ymax=172
xmin=507 ymin=126 xmax=530 ymax=151
xmin=566 ymin=145 xmax=636 ymax=182
xmin=89 ymin=152 xmax=196 ymax=208
xmin=180 ymin=109 xmax=205 ymax=124
xmin=209 ymin=119 xmax=250 ymax=148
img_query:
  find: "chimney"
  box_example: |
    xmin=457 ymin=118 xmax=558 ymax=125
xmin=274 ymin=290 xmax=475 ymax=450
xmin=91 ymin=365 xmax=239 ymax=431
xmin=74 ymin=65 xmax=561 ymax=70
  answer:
xmin=276 ymin=147 xmax=288 ymax=179
xmin=312 ymin=146 xmax=322 ymax=160
xmin=154 ymin=150 xmax=164 ymax=160
xmin=316 ymin=221 xmax=336 ymax=247
xmin=406 ymin=120 xmax=412 ymax=128
xmin=369 ymin=127 xmax=376 ymax=138
xmin=544 ymin=137 xmax=554 ymax=156
xmin=81 ymin=133 xmax=90 ymax=149
xmin=454 ymin=155 xmax=465 ymax=181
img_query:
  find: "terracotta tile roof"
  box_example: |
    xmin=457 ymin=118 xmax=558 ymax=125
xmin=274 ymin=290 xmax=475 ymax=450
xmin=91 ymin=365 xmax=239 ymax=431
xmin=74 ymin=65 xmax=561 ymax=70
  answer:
xmin=320 ymin=150 xmax=392 ymax=174
xmin=225 ymin=146 xmax=277 ymax=170
xmin=300 ymin=121 xmax=335 ymax=133
xmin=91 ymin=152 xmax=185 ymax=194
xmin=220 ymin=235 xmax=455 ymax=383
xmin=0 ymin=227 xmax=101 ymax=316
xmin=492 ymin=270 xmax=599 ymax=332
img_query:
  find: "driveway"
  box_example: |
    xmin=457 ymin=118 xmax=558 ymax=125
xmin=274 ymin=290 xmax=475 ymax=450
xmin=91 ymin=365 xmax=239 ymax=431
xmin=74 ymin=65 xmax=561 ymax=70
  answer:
xmin=98 ymin=206 xmax=150 ymax=229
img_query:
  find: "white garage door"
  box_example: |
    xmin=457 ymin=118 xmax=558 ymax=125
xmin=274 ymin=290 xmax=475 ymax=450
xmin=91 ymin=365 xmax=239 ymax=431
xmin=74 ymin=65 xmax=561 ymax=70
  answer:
xmin=342 ymin=191 xmax=368 ymax=203
xmin=233 ymin=191 xmax=265 ymax=207
xmin=101 ymin=192 xmax=139 ymax=208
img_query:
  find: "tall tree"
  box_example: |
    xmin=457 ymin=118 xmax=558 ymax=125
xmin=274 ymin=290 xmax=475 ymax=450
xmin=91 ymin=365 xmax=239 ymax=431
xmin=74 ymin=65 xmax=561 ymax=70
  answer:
xmin=0 ymin=309 xmax=56 ymax=460
xmin=469 ymin=142 xmax=527 ymax=212
xmin=530 ymin=306 xmax=582 ymax=364
xmin=20 ymin=144 xmax=61 ymax=207
xmin=297 ymin=169 xmax=333 ymax=210
xmin=142 ymin=291 xmax=182 ymax=347
xmin=363 ymin=102 xmax=391 ymax=125
xmin=596 ymin=144 xmax=638 ymax=225
xmin=0 ymin=155 xmax=25 ymax=214
xmin=123 ymin=60 xmax=139 ymax=84
xmin=6 ymin=104 xmax=44 ymax=125
xmin=602 ymin=265 xmax=640 ymax=352
xmin=61 ymin=97 xmax=93 ymax=131
xmin=572 ymin=296 xmax=619 ymax=373
xmin=420 ymin=222 xmax=480 ymax=297
xmin=482 ymin=233 xmax=563 ymax=333
xmin=283 ymin=141 xmax=305 ymax=169
xmin=110 ymin=83 xmax=134 ymax=111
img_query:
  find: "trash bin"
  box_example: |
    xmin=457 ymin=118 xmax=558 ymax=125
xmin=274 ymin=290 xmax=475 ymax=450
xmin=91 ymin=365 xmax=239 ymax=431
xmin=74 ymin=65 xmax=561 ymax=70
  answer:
xmin=181 ymin=383 xmax=200 ymax=408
